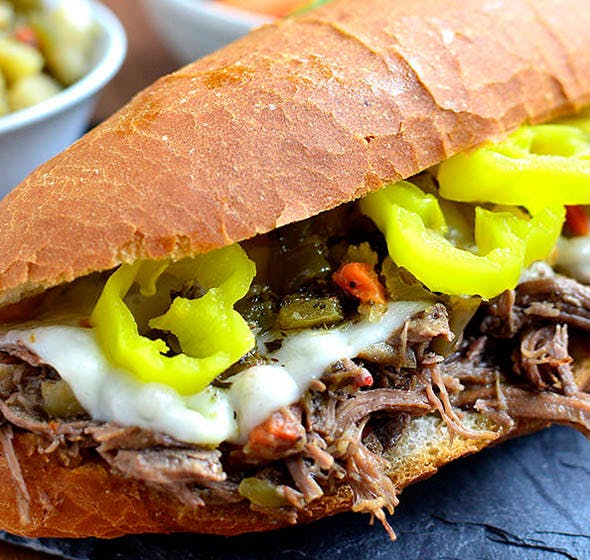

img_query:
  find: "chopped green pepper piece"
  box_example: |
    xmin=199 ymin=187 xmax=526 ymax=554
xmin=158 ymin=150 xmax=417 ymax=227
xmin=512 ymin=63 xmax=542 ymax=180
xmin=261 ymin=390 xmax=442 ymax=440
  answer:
xmin=277 ymin=296 xmax=343 ymax=330
xmin=277 ymin=240 xmax=332 ymax=292
xmin=235 ymin=285 xmax=277 ymax=332
xmin=41 ymin=379 xmax=84 ymax=418
xmin=381 ymin=258 xmax=436 ymax=303
xmin=90 ymin=244 xmax=256 ymax=395
xmin=438 ymin=124 xmax=590 ymax=210
xmin=238 ymin=477 xmax=289 ymax=507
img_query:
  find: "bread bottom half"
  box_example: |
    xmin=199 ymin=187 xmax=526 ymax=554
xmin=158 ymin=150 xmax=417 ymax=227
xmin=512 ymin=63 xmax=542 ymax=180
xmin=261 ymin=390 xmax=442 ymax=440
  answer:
xmin=1 ymin=351 xmax=588 ymax=539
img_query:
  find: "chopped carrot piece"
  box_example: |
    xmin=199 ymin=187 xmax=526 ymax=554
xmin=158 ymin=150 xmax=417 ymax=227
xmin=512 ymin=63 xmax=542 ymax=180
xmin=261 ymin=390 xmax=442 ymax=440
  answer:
xmin=247 ymin=408 xmax=304 ymax=455
xmin=333 ymin=262 xmax=387 ymax=304
xmin=565 ymin=205 xmax=589 ymax=236
xmin=354 ymin=368 xmax=373 ymax=388
xmin=14 ymin=26 xmax=38 ymax=48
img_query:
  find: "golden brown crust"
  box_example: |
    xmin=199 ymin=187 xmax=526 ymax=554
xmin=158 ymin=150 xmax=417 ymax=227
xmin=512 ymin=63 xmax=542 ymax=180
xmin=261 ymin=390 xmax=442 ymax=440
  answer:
xmin=0 ymin=0 xmax=589 ymax=306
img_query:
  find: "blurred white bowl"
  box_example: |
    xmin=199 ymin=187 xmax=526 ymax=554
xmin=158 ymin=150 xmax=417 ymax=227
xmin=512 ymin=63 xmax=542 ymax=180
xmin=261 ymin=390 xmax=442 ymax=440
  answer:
xmin=0 ymin=1 xmax=127 ymax=198
xmin=142 ymin=0 xmax=270 ymax=66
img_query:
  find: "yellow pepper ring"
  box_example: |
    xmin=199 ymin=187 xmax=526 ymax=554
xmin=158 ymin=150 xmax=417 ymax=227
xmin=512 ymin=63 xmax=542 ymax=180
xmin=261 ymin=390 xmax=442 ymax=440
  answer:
xmin=437 ymin=124 xmax=590 ymax=209
xmin=90 ymin=244 xmax=256 ymax=395
xmin=360 ymin=181 xmax=564 ymax=299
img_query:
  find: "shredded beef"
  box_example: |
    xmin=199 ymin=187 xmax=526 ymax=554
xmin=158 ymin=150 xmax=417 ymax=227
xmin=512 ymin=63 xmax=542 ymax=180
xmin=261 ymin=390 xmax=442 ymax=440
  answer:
xmin=0 ymin=424 xmax=30 ymax=524
xmin=100 ymin=447 xmax=229 ymax=508
xmin=294 ymin=385 xmax=435 ymax=535
xmin=107 ymin=448 xmax=224 ymax=486
xmin=515 ymin=325 xmax=578 ymax=395
xmin=88 ymin=424 xmax=181 ymax=452
xmin=424 ymin=360 xmax=497 ymax=441
xmin=482 ymin=275 xmax=590 ymax=337
xmin=334 ymin=388 xmax=430 ymax=428
xmin=322 ymin=359 xmax=374 ymax=391
xmin=472 ymin=385 xmax=590 ymax=437
xmin=405 ymin=304 xmax=452 ymax=344
xmin=302 ymin=433 xmax=334 ymax=470
xmin=338 ymin=421 xmax=398 ymax=540
xmin=517 ymin=276 xmax=590 ymax=330
xmin=448 ymin=331 xmax=590 ymax=437
xmin=381 ymin=303 xmax=451 ymax=369
xmin=0 ymin=343 xmax=43 ymax=367
xmin=442 ymin=337 xmax=497 ymax=386
xmin=0 ymin=398 xmax=97 ymax=446
xmin=286 ymin=456 xmax=324 ymax=502
xmin=302 ymin=390 xmax=337 ymax=438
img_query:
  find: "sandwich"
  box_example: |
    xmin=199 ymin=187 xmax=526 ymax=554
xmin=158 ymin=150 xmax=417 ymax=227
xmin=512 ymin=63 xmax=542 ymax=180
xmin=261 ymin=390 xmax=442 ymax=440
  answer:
xmin=0 ymin=0 xmax=589 ymax=540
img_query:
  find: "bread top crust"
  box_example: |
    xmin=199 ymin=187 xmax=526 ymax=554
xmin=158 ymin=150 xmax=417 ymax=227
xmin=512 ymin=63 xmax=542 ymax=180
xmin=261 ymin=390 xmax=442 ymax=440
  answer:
xmin=0 ymin=0 xmax=589 ymax=306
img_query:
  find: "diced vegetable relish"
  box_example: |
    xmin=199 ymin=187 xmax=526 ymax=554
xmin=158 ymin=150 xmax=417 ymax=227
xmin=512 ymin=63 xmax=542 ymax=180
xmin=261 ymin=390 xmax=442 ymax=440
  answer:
xmin=0 ymin=0 xmax=96 ymax=116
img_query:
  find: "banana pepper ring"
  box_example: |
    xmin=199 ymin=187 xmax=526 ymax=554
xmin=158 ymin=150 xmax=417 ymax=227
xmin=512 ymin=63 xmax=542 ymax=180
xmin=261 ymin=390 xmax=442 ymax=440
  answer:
xmin=360 ymin=181 xmax=564 ymax=299
xmin=437 ymin=123 xmax=590 ymax=209
xmin=90 ymin=244 xmax=256 ymax=395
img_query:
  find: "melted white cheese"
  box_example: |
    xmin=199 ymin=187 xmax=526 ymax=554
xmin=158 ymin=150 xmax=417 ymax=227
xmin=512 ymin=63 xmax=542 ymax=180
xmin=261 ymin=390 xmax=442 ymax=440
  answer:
xmin=0 ymin=301 xmax=426 ymax=445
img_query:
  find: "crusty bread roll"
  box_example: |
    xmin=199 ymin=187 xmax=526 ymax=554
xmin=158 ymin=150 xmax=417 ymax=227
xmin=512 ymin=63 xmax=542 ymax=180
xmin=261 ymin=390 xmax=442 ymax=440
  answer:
xmin=0 ymin=0 xmax=589 ymax=540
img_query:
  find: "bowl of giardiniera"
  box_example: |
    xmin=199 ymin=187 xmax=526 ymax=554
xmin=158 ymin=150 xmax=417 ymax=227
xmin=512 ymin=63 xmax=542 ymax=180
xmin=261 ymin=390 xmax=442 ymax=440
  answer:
xmin=0 ymin=0 xmax=127 ymax=197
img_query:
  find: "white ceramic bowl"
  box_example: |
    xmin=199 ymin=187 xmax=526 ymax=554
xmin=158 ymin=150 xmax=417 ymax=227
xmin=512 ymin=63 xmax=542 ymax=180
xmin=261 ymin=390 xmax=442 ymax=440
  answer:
xmin=0 ymin=1 xmax=127 ymax=198
xmin=142 ymin=0 xmax=270 ymax=66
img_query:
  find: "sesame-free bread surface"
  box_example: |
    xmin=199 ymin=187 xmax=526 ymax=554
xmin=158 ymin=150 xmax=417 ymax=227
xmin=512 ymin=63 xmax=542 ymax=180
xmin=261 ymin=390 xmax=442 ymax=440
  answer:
xmin=0 ymin=0 xmax=589 ymax=306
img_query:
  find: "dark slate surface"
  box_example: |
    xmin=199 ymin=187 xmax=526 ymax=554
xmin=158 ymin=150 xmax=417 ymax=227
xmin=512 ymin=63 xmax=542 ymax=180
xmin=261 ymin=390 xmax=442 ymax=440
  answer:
xmin=2 ymin=425 xmax=589 ymax=560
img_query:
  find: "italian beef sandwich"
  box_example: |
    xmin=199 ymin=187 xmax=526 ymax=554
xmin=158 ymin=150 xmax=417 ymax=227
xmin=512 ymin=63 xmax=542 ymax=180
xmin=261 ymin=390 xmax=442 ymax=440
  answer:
xmin=0 ymin=0 xmax=590 ymax=539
